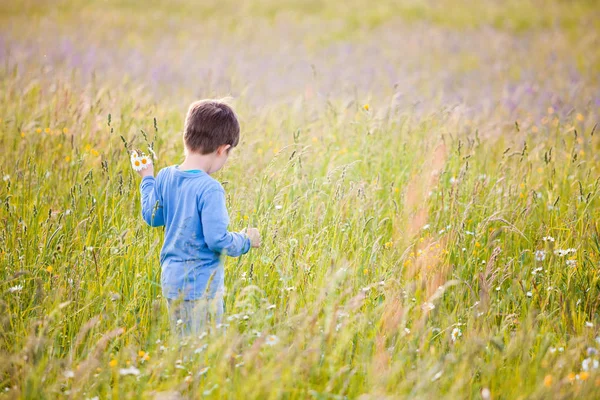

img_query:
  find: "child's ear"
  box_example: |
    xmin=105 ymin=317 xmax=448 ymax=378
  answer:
xmin=218 ymin=144 xmax=232 ymax=155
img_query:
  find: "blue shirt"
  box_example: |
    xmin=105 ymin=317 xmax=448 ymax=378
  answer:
xmin=140 ymin=165 xmax=251 ymax=300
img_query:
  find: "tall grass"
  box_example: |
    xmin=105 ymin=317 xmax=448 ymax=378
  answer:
xmin=1 ymin=0 xmax=599 ymax=398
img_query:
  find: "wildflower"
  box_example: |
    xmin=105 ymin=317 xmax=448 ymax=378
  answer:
xmin=567 ymin=372 xmax=576 ymax=382
xmin=140 ymin=155 xmax=151 ymax=167
xmin=36 ymin=128 xmax=42 ymax=133
xmin=109 ymin=359 xmax=118 ymax=367
xmin=21 ymin=132 xmax=25 ymax=138
xmin=265 ymin=335 xmax=280 ymax=346
xmin=566 ymin=259 xmax=577 ymax=267
xmin=526 ymin=291 xmax=533 ymax=298
xmin=544 ymin=375 xmax=552 ymax=387
xmin=45 ymin=127 xmax=50 ymax=133
xmin=275 ymin=205 xmax=283 ymax=210
xmin=2 ymin=175 xmax=9 ymax=181
xmin=90 ymin=149 xmax=99 ymax=157
xmin=532 ymin=267 xmax=543 ymax=275
xmin=363 ymin=268 xmax=369 ymax=275
xmin=422 ymin=302 xmax=435 ymax=311
xmin=176 ymin=319 xmax=184 ymax=326
xmin=449 ymin=177 xmax=458 ymax=185
xmin=138 ymin=350 xmax=145 ymax=358
xmin=46 ymin=265 xmax=53 ymax=273
xmin=64 ymin=370 xmax=75 ymax=379
xmin=451 ymin=327 xmax=462 ymax=342
xmin=585 ymin=322 xmax=594 ymax=328
xmin=384 ymin=241 xmax=393 ymax=249
xmin=554 ymin=248 xmax=576 ymax=257
xmin=131 ymin=151 xmax=143 ymax=171
xmin=65 ymin=156 xmax=71 ymax=162
xmin=481 ymin=388 xmax=491 ymax=400
xmin=363 ymin=104 xmax=369 ymax=111
xmin=576 ymin=113 xmax=584 ymax=122
xmin=542 ymin=236 xmax=555 ymax=242
xmin=63 ymin=128 xmax=69 ymax=134
xmin=9 ymin=285 xmax=23 ymax=293
xmin=267 ymin=304 xmax=276 ymax=310
xmin=535 ymin=250 xmax=546 ymax=262
xmin=119 ymin=366 xmax=140 ymax=376
xmin=198 ymin=367 xmax=210 ymax=376
xmin=65 ymin=209 xmax=72 ymax=215
xmin=580 ymin=372 xmax=590 ymax=381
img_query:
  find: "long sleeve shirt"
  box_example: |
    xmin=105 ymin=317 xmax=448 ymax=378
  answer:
xmin=140 ymin=165 xmax=250 ymax=300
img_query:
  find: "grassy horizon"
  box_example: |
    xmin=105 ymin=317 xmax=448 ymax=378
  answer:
xmin=1 ymin=0 xmax=600 ymax=398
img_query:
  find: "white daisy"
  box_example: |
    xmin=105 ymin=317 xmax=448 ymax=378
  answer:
xmin=542 ymin=236 xmax=555 ymax=242
xmin=535 ymin=250 xmax=546 ymax=262
xmin=9 ymin=285 xmax=23 ymax=293
xmin=119 ymin=366 xmax=140 ymax=376
xmin=265 ymin=335 xmax=280 ymax=346
xmin=451 ymin=327 xmax=462 ymax=342
xmin=139 ymin=155 xmax=152 ymax=169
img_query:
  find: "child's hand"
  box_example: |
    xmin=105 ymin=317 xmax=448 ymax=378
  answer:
xmin=137 ymin=163 xmax=154 ymax=178
xmin=242 ymin=227 xmax=261 ymax=248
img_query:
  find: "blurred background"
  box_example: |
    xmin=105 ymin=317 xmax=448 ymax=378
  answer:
xmin=1 ymin=0 xmax=599 ymax=118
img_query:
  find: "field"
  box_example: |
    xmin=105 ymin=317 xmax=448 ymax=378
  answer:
xmin=1 ymin=0 xmax=600 ymax=398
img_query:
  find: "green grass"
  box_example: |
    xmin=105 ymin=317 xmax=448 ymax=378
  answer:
xmin=1 ymin=0 xmax=600 ymax=398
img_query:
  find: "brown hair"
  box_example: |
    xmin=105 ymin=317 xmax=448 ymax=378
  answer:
xmin=183 ymin=99 xmax=240 ymax=154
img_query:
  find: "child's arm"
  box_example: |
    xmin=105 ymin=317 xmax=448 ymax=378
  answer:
xmin=200 ymin=188 xmax=252 ymax=257
xmin=138 ymin=165 xmax=165 ymax=227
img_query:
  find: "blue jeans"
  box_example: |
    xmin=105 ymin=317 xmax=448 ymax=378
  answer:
xmin=166 ymin=294 xmax=224 ymax=337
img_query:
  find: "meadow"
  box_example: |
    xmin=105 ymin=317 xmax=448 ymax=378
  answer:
xmin=1 ymin=0 xmax=600 ymax=398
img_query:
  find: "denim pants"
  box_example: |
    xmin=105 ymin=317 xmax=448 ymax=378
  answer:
xmin=166 ymin=294 xmax=224 ymax=337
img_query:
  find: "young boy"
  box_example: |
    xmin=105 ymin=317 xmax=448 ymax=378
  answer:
xmin=136 ymin=99 xmax=261 ymax=337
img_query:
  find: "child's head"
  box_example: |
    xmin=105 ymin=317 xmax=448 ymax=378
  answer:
xmin=183 ymin=99 xmax=240 ymax=171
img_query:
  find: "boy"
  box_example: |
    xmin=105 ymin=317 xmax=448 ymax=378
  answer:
xmin=136 ymin=99 xmax=261 ymax=337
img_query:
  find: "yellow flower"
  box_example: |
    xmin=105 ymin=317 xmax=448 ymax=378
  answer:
xmin=243 ymin=215 xmax=249 ymax=221
xmin=20 ymin=132 xmax=25 ymax=138
xmin=36 ymin=128 xmax=42 ymax=133
xmin=65 ymin=156 xmax=71 ymax=162
xmin=363 ymin=268 xmax=369 ymax=275
xmin=312 ymin=137 xmax=318 ymax=143
xmin=138 ymin=350 xmax=145 ymax=357
xmin=544 ymin=375 xmax=552 ymax=387
xmin=567 ymin=372 xmax=576 ymax=382
xmin=537 ymin=167 xmax=543 ymax=173
xmin=519 ymin=193 xmax=525 ymax=199
xmin=580 ymin=371 xmax=590 ymax=381
xmin=84 ymin=144 xmax=91 ymax=151
xmin=475 ymin=242 xmax=481 ymax=248
xmin=272 ymin=147 xmax=280 ymax=154
xmin=91 ymin=149 xmax=99 ymax=157
xmin=519 ymin=183 xmax=525 ymax=189
xmin=384 ymin=241 xmax=393 ymax=249
xmin=394 ymin=187 xmax=399 ymax=193
xmin=45 ymin=127 xmax=50 ymax=133
xmin=576 ymin=113 xmax=584 ymax=122
xmin=109 ymin=359 xmax=118 ymax=367
xmin=257 ymin=148 xmax=263 ymax=155
xmin=363 ymin=104 xmax=370 ymax=111
xmin=46 ymin=265 xmax=53 ymax=273
xmin=532 ymin=126 xmax=539 ymax=133
xmin=63 ymin=127 xmax=69 ymax=134
xmin=143 ymin=354 xmax=150 ymax=361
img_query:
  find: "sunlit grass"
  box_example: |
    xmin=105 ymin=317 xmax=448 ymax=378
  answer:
xmin=1 ymin=0 xmax=600 ymax=398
